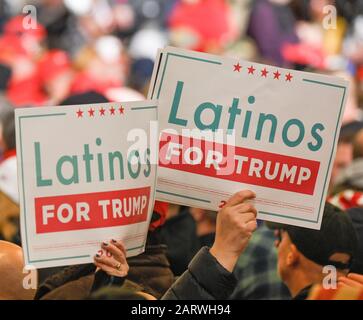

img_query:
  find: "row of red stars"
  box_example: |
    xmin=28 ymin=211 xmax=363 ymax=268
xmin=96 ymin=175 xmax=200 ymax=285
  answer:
xmin=76 ymin=106 xmax=125 ymax=118
xmin=233 ymin=63 xmax=293 ymax=82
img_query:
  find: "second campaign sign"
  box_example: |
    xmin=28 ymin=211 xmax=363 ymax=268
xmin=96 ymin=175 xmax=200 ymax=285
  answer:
xmin=149 ymin=47 xmax=348 ymax=230
xmin=15 ymin=101 xmax=158 ymax=268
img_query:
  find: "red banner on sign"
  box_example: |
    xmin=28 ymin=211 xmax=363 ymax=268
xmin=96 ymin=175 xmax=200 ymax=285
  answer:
xmin=159 ymin=133 xmax=320 ymax=195
xmin=35 ymin=187 xmax=150 ymax=234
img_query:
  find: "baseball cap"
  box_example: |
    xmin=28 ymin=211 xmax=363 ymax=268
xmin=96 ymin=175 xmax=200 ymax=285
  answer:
xmin=267 ymin=203 xmax=358 ymax=270
xmin=347 ymin=207 xmax=363 ymax=274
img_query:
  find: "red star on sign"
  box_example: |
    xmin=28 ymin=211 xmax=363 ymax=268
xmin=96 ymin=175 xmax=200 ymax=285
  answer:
xmin=88 ymin=108 xmax=95 ymax=117
xmin=233 ymin=63 xmax=242 ymax=72
xmin=99 ymin=107 xmax=106 ymax=116
xmin=261 ymin=68 xmax=269 ymax=78
xmin=285 ymin=73 xmax=293 ymax=82
xmin=76 ymin=109 xmax=83 ymax=118
xmin=109 ymin=106 xmax=116 ymax=115
xmin=119 ymin=106 xmax=124 ymax=114
xmin=248 ymin=65 xmax=256 ymax=75
xmin=273 ymin=70 xmax=281 ymax=80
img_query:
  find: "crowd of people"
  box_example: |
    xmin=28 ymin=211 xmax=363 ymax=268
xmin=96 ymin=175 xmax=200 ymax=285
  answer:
xmin=1 ymin=0 xmax=363 ymax=300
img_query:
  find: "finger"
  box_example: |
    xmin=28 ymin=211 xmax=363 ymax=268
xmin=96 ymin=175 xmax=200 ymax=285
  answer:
xmin=338 ymin=277 xmax=361 ymax=288
xmin=94 ymin=253 xmax=120 ymax=269
xmin=337 ymin=281 xmax=349 ymax=288
xmin=94 ymin=261 xmax=116 ymax=275
xmin=111 ymin=239 xmax=127 ymax=256
xmin=94 ymin=262 xmax=127 ymax=277
xmin=237 ymin=212 xmax=257 ymax=224
xmin=245 ymin=219 xmax=258 ymax=233
xmin=224 ymin=190 xmax=256 ymax=208
xmin=347 ymin=273 xmax=363 ymax=284
xmin=102 ymin=242 xmax=127 ymax=264
xmin=234 ymin=203 xmax=258 ymax=217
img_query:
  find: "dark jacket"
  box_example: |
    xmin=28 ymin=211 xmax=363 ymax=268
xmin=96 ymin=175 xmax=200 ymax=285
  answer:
xmin=36 ymin=244 xmax=173 ymax=300
xmin=40 ymin=274 xmax=142 ymax=300
xmin=127 ymin=244 xmax=175 ymax=299
xmin=162 ymin=247 xmax=236 ymax=300
xmin=347 ymin=207 xmax=363 ymax=274
xmin=293 ymin=285 xmax=312 ymax=300
xmin=159 ymin=208 xmax=200 ymax=276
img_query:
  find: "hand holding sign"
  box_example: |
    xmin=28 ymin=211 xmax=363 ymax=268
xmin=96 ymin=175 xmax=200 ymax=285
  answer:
xmin=210 ymin=190 xmax=257 ymax=272
xmin=94 ymin=240 xmax=129 ymax=278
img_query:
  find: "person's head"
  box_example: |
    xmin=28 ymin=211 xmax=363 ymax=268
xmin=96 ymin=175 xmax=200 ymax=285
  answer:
xmin=0 ymin=241 xmax=37 ymax=300
xmin=329 ymin=121 xmax=363 ymax=191
xmin=309 ymin=0 xmax=335 ymax=22
xmin=330 ymin=140 xmax=353 ymax=190
xmin=353 ymin=128 xmax=363 ymax=159
xmin=272 ymin=203 xmax=358 ymax=297
xmin=60 ymin=90 xmax=108 ymax=106
xmin=38 ymin=50 xmax=73 ymax=104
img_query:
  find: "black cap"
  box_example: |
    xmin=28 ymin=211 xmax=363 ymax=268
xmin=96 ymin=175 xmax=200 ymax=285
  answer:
xmin=347 ymin=207 xmax=363 ymax=274
xmin=267 ymin=203 xmax=358 ymax=270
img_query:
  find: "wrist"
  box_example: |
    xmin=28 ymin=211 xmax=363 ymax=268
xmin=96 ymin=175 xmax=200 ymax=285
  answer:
xmin=209 ymin=244 xmax=239 ymax=272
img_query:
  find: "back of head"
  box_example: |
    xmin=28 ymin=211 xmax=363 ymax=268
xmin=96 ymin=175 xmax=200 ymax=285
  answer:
xmin=346 ymin=207 xmax=363 ymax=274
xmin=0 ymin=241 xmax=36 ymax=300
xmin=60 ymin=91 xmax=109 ymax=106
xmin=285 ymin=203 xmax=358 ymax=271
xmin=269 ymin=203 xmax=359 ymax=271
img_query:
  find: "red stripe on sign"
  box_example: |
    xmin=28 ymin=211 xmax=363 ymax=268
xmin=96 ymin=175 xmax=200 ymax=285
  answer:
xmin=35 ymin=187 xmax=150 ymax=234
xmin=159 ymin=133 xmax=320 ymax=195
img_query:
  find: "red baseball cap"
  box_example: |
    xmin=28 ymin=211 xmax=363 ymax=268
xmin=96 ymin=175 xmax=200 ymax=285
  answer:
xmin=168 ymin=0 xmax=235 ymax=52
xmin=4 ymin=15 xmax=46 ymax=41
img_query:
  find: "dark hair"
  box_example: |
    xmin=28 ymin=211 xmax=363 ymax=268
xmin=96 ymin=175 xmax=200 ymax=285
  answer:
xmin=1 ymin=109 xmax=15 ymax=150
xmin=339 ymin=121 xmax=363 ymax=144
xmin=0 ymin=64 xmax=12 ymax=91
xmin=34 ymin=264 xmax=96 ymax=300
xmin=88 ymin=287 xmax=148 ymax=300
xmin=60 ymin=91 xmax=109 ymax=106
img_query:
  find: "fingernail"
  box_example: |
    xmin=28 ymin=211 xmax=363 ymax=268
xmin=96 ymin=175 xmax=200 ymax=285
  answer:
xmin=95 ymin=253 xmax=100 ymax=258
xmin=111 ymin=239 xmax=117 ymax=243
xmin=102 ymin=242 xmax=108 ymax=246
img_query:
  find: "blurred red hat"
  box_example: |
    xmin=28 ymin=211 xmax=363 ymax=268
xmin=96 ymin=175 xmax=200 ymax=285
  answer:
xmin=282 ymin=43 xmax=326 ymax=70
xmin=168 ymin=0 xmax=235 ymax=52
xmin=71 ymin=71 xmax=121 ymax=96
xmin=4 ymin=15 xmax=46 ymax=41
xmin=38 ymin=49 xmax=71 ymax=82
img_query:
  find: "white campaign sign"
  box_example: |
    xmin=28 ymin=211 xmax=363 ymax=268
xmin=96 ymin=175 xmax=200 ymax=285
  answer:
xmin=149 ymin=46 xmax=348 ymax=230
xmin=15 ymin=101 xmax=158 ymax=268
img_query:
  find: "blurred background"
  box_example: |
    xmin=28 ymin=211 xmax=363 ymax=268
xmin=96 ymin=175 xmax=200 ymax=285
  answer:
xmin=0 ymin=0 xmax=362 ymax=110
xmin=1 ymin=1 xmax=363 ymax=286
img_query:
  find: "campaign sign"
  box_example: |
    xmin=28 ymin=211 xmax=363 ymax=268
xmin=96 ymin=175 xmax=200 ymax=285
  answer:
xmin=148 ymin=47 xmax=348 ymax=230
xmin=15 ymin=101 xmax=158 ymax=268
